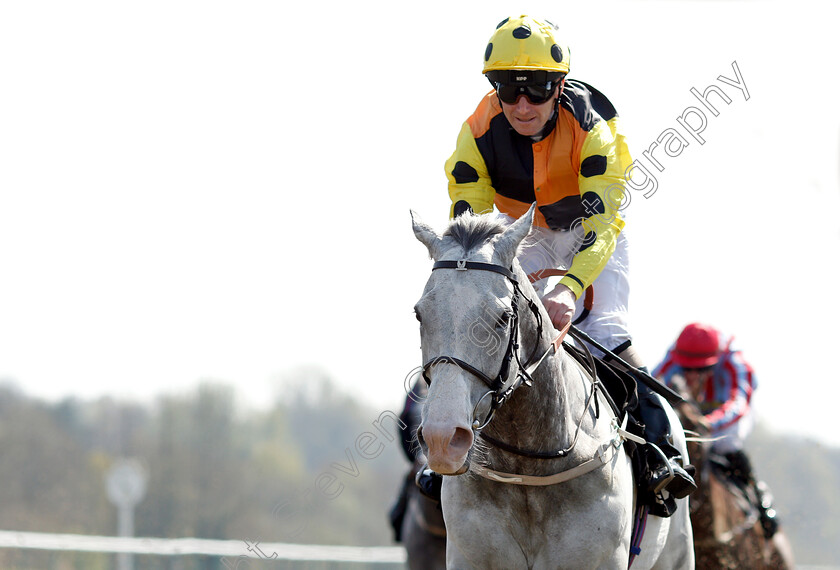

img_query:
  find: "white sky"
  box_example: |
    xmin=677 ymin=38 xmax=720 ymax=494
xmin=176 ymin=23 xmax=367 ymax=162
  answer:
xmin=2 ymin=0 xmax=839 ymax=446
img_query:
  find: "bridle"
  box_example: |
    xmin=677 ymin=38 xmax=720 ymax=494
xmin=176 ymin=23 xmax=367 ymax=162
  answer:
xmin=421 ymin=259 xmax=567 ymax=434
xmin=419 ymin=258 xmax=642 ymax=486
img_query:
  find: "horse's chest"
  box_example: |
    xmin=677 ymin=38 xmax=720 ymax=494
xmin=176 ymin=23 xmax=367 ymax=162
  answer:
xmin=448 ymin=489 xmax=629 ymax=569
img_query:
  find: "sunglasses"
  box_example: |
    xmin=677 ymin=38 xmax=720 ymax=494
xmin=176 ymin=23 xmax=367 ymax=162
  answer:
xmin=494 ymin=81 xmax=557 ymax=105
xmin=682 ymin=365 xmax=715 ymax=374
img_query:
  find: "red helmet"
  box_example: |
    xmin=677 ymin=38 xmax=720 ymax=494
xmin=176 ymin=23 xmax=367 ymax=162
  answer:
xmin=674 ymin=323 xmax=721 ymax=368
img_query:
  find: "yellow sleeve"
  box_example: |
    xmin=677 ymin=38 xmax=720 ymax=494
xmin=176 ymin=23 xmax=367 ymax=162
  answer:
xmin=444 ymin=121 xmax=495 ymax=218
xmin=559 ymin=116 xmax=631 ymax=298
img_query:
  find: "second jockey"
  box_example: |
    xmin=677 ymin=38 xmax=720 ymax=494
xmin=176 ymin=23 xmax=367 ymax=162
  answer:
xmin=654 ymin=322 xmax=779 ymax=536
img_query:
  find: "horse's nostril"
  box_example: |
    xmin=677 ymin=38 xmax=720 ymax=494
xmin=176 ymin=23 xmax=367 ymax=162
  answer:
xmin=416 ymin=426 xmax=426 ymax=447
xmin=450 ymin=427 xmax=473 ymax=451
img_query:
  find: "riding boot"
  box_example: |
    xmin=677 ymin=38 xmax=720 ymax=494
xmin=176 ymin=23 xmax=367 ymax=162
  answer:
xmin=637 ymin=381 xmax=697 ymax=500
xmin=614 ymin=345 xmax=697 ymax=502
xmin=415 ymin=464 xmax=443 ymax=502
xmin=723 ymin=450 xmax=779 ymax=539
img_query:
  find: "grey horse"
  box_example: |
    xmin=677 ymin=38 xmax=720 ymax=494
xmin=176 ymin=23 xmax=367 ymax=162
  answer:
xmin=411 ymin=205 xmax=694 ymax=569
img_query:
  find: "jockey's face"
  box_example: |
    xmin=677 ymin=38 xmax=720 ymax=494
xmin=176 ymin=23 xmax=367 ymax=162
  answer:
xmin=683 ymin=366 xmax=715 ymax=401
xmin=500 ymin=83 xmax=560 ymax=137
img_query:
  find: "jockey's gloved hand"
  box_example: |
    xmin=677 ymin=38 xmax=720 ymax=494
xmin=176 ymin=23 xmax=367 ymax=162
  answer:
xmin=542 ymin=283 xmax=576 ymax=330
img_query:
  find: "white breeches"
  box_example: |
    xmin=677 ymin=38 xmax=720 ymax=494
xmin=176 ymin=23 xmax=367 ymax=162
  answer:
xmin=509 ymin=217 xmax=632 ymax=354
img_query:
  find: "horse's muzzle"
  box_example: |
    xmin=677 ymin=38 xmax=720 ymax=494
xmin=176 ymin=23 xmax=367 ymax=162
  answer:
xmin=416 ymin=423 xmax=474 ymax=476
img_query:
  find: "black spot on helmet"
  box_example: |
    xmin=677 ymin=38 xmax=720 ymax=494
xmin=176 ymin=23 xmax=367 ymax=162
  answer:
xmin=512 ymin=25 xmax=531 ymax=39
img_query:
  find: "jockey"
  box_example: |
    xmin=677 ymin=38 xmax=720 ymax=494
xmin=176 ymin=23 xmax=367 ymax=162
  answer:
xmin=417 ymin=14 xmax=696 ymax=513
xmin=654 ymin=323 xmax=756 ymax=454
xmin=654 ymin=322 xmax=779 ymax=537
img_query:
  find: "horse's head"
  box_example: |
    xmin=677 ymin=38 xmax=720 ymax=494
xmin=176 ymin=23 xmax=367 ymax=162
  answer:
xmin=410 ymin=205 xmax=536 ymax=475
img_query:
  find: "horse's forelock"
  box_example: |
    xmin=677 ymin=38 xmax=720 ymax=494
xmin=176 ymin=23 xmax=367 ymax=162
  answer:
xmin=442 ymin=214 xmax=506 ymax=255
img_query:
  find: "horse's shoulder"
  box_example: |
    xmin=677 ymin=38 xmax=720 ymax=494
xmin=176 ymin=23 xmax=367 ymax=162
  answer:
xmin=561 ymin=341 xmax=637 ymax=420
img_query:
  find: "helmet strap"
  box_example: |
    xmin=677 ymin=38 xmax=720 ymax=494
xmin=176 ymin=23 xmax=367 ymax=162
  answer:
xmin=555 ymin=78 xmax=566 ymax=108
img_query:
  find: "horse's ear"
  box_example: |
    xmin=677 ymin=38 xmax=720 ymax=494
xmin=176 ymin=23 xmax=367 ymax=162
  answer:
xmin=496 ymin=203 xmax=535 ymax=264
xmin=411 ymin=210 xmax=444 ymax=260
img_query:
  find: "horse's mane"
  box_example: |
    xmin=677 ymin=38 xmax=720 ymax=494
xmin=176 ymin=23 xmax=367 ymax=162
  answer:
xmin=442 ymin=213 xmax=506 ymax=254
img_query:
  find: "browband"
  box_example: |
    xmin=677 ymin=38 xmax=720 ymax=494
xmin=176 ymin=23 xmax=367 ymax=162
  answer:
xmin=432 ymin=260 xmax=517 ymax=282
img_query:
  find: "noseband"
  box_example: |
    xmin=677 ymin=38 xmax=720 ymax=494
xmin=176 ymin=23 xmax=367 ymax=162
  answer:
xmin=421 ymin=260 xmax=554 ymax=429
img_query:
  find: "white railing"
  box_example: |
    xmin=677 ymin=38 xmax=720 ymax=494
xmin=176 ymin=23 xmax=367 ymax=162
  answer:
xmin=3 ymin=531 xmax=836 ymax=569
xmin=0 ymin=530 xmax=406 ymax=564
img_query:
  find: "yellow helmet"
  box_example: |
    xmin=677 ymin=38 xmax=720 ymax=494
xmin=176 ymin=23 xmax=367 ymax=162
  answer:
xmin=482 ymin=15 xmax=570 ymax=75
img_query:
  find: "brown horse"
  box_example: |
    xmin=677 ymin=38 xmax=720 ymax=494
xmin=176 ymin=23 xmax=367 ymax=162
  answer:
xmin=392 ymin=376 xmax=446 ymax=569
xmin=674 ymin=378 xmax=795 ymax=569
xmin=400 ymin=457 xmax=447 ymax=570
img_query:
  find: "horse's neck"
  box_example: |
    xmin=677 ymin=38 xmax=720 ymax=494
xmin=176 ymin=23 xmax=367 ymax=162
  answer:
xmin=477 ymin=268 xmax=607 ymax=469
xmin=482 ymin=337 xmax=600 ymax=474
xmin=501 ymin=283 xmax=568 ymax=433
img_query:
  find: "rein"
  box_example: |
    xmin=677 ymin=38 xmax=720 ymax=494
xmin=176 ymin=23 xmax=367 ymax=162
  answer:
xmin=421 ymin=260 xmax=555 ymax=422
xmin=479 ymin=326 xmax=601 ymax=460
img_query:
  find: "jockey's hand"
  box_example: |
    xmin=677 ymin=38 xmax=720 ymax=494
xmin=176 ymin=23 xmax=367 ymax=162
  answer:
xmin=543 ymin=283 xmax=576 ymax=331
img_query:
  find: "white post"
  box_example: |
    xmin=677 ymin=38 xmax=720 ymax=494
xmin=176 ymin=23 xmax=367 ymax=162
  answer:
xmin=106 ymin=459 xmax=147 ymax=570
